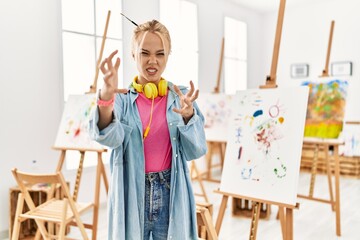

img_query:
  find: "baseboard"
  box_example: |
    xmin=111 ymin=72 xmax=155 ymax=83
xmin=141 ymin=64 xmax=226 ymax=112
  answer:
xmin=0 ymin=229 xmax=9 ymax=240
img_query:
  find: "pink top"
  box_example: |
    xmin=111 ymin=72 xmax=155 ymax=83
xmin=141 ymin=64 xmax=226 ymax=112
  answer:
xmin=136 ymin=93 xmax=172 ymax=173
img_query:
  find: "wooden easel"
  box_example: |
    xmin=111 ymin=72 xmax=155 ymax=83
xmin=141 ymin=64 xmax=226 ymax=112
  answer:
xmin=215 ymin=1 xmax=299 ymax=239
xmin=190 ymin=37 xmax=226 ymax=202
xmin=53 ymin=11 xmax=111 ymax=240
xmin=298 ymin=20 xmax=343 ymax=237
xmin=203 ymin=37 xmax=227 ymax=183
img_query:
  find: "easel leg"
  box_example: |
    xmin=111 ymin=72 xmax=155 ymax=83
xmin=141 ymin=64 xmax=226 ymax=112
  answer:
xmin=191 ymin=161 xmax=209 ymax=203
xmin=73 ymin=151 xmax=85 ymax=201
xmin=324 ymin=144 xmax=335 ymax=211
xmin=309 ymin=144 xmax=319 ymax=197
xmin=99 ymin=153 xmax=109 ymax=193
xmin=215 ymin=195 xmax=229 ymax=234
xmin=56 ymin=150 xmax=66 ymax=171
xmin=249 ymin=201 xmax=260 ymax=240
xmin=278 ymin=206 xmax=286 ymax=239
xmin=206 ymin=142 xmax=214 ymax=179
xmin=91 ymin=155 xmax=102 ymax=240
xmin=285 ymin=208 xmax=293 ymax=240
xmin=334 ymin=146 xmax=341 ymax=236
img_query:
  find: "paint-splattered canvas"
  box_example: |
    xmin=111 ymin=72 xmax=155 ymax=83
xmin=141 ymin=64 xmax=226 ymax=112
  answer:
xmin=302 ymin=79 xmax=348 ymax=138
xmin=340 ymin=123 xmax=360 ymax=157
xmin=220 ymin=87 xmax=309 ymax=206
xmin=196 ymin=93 xmax=233 ymax=142
xmin=54 ymin=94 xmax=104 ymax=150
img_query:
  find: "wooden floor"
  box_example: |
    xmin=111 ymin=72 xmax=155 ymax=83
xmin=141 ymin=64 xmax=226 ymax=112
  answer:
xmin=14 ymin=170 xmax=359 ymax=240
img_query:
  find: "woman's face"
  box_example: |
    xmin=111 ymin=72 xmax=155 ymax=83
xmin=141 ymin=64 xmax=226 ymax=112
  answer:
xmin=135 ymin=32 xmax=169 ymax=85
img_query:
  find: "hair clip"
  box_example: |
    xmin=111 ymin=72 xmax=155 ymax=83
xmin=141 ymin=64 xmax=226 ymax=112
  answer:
xmin=120 ymin=13 xmax=138 ymax=27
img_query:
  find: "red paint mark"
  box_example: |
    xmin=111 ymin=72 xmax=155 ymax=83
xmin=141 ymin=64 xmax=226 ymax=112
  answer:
xmin=74 ymin=128 xmax=81 ymax=137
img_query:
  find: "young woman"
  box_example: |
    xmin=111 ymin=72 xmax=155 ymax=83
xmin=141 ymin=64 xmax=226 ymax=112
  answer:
xmin=89 ymin=19 xmax=207 ymax=239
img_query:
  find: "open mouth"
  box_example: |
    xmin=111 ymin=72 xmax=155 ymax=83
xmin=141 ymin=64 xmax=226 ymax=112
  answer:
xmin=146 ymin=68 xmax=157 ymax=75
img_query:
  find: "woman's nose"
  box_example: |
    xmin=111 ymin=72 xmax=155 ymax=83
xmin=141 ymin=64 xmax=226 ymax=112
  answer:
xmin=148 ymin=54 xmax=157 ymax=64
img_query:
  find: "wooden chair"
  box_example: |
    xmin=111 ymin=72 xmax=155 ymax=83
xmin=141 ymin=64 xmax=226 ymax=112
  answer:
xmin=196 ymin=204 xmax=218 ymax=240
xmin=11 ymin=168 xmax=93 ymax=240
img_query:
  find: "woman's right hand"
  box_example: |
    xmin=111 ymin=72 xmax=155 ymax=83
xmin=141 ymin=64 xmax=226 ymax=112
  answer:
xmin=99 ymin=50 xmax=127 ymax=100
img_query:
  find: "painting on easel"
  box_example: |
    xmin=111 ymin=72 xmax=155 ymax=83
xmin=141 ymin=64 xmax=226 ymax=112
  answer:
xmin=54 ymin=94 xmax=104 ymax=150
xmin=197 ymin=93 xmax=233 ymax=142
xmin=302 ymin=79 xmax=348 ymax=138
xmin=220 ymin=87 xmax=309 ymax=206
xmin=340 ymin=124 xmax=360 ymax=156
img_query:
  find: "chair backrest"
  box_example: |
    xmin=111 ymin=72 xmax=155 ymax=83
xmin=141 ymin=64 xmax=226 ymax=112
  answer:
xmin=11 ymin=168 xmax=73 ymax=209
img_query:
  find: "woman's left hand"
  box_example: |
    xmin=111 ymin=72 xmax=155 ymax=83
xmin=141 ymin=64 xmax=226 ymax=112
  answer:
xmin=173 ymin=80 xmax=199 ymax=124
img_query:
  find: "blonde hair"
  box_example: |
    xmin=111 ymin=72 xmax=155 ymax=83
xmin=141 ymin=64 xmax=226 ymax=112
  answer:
xmin=131 ymin=20 xmax=171 ymax=57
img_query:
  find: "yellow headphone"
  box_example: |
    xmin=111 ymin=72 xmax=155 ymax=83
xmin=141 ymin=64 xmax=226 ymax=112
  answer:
xmin=132 ymin=76 xmax=168 ymax=99
xmin=132 ymin=76 xmax=168 ymax=139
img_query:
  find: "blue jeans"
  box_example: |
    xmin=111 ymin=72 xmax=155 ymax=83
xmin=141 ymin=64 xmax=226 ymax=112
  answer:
xmin=144 ymin=168 xmax=171 ymax=240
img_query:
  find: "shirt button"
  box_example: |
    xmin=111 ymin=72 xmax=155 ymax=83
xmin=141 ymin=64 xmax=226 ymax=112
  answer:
xmin=169 ymin=236 xmax=172 ymax=239
xmin=172 ymin=137 xmax=176 ymax=141
xmin=175 ymin=154 xmax=178 ymax=157
xmin=170 ymin=123 xmax=173 ymax=126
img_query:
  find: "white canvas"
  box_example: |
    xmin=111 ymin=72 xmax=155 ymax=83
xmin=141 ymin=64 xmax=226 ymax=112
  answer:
xmin=220 ymin=87 xmax=309 ymax=206
xmin=197 ymin=93 xmax=233 ymax=142
xmin=54 ymin=94 xmax=104 ymax=151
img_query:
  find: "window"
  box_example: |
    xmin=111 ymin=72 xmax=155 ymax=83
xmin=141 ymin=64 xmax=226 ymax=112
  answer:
xmin=61 ymin=0 xmax=122 ymax=169
xmin=224 ymin=17 xmax=247 ymax=94
xmin=61 ymin=0 xmax=123 ymax=101
xmin=160 ymin=0 xmax=199 ymax=88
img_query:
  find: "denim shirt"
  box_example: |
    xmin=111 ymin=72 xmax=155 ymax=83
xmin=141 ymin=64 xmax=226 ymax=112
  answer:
xmin=89 ymin=81 xmax=207 ymax=240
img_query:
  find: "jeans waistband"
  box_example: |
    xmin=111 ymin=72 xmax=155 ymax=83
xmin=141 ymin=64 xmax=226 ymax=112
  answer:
xmin=145 ymin=168 xmax=171 ymax=182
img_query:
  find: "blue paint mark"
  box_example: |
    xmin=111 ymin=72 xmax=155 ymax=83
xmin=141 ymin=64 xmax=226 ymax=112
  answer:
xmin=253 ymin=110 xmax=263 ymax=117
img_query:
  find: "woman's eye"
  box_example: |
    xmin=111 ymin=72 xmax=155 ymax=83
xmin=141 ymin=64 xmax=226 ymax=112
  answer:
xmin=141 ymin=52 xmax=149 ymax=55
xmin=157 ymin=53 xmax=165 ymax=56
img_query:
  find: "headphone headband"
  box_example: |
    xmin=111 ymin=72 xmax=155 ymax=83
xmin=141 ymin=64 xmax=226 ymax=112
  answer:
xmin=132 ymin=76 xmax=168 ymax=99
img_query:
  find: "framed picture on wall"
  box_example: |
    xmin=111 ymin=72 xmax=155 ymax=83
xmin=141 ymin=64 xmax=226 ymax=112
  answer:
xmin=290 ymin=64 xmax=309 ymax=78
xmin=331 ymin=61 xmax=352 ymax=76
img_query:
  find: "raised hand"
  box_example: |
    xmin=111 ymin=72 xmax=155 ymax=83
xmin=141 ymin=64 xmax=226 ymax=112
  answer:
xmin=173 ymin=80 xmax=199 ymax=123
xmin=99 ymin=50 xmax=127 ymax=100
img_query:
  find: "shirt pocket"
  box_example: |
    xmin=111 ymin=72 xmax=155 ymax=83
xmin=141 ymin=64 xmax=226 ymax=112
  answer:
xmin=120 ymin=121 xmax=133 ymax=152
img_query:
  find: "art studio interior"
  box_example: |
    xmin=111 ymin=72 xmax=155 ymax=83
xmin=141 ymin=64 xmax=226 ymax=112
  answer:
xmin=1 ymin=0 xmax=360 ymax=239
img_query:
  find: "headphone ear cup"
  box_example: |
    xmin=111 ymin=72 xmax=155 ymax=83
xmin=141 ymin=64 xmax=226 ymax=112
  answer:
xmin=132 ymin=78 xmax=143 ymax=92
xmin=144 ymin=83 xmax=158 ymax=98
xmin=158 ymin=80 xmax=168 ymax=96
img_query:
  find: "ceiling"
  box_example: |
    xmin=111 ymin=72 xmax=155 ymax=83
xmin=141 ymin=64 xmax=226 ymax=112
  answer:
xmin=228 ymin=0 xmax=331 ymax=13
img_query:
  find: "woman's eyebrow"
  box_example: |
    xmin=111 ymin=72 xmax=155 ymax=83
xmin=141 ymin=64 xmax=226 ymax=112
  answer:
xmin=140 ymin=48 xmax=165 ymax=53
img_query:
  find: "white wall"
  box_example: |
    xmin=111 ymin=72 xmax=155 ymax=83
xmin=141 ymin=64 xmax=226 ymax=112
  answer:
xmin=0 ymin=0 xmax=63 ymax=233
xmin=261 ymin=0 xmax=360 ymax=120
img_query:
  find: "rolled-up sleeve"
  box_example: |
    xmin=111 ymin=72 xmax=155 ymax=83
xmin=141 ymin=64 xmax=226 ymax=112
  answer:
xmin=89 ymin=106 xmax=125 ymax=149
xmin=177 ymin=104 xmax=207 ymax=160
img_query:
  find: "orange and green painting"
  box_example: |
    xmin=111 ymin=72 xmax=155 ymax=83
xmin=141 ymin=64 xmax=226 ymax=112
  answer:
xmin=302 ymin=79 xmax=348 ymax=138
